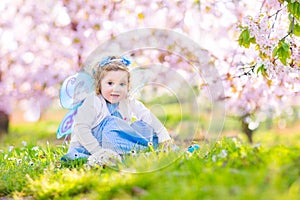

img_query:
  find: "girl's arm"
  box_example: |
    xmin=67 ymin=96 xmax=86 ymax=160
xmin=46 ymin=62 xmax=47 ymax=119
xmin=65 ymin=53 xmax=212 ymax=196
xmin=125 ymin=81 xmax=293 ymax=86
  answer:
xmin=72 ymin=94 xmax=103 ymax=154
xmin=129 ymin=99 xmax=171 ymax=143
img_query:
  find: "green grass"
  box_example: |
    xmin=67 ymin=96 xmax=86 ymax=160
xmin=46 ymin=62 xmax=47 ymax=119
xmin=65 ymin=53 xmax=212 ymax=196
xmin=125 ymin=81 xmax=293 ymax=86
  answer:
xmin=0 ymin=111 xmax=300 ymax=199
xmin=0 ymin=134 xmax=299 ymax=199
xmin=1 ymin=120 xmax=61 ymax=147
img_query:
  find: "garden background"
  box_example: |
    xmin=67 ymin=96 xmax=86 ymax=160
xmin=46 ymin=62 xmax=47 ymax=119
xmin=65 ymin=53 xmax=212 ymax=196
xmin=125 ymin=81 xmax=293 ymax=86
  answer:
xmin=0 ymin=0 xmax=300 ymax=199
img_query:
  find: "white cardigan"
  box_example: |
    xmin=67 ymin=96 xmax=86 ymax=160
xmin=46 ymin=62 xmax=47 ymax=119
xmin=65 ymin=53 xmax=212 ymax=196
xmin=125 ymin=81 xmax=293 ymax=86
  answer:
xmin=70 ymin=92 xmax=171 ymax=154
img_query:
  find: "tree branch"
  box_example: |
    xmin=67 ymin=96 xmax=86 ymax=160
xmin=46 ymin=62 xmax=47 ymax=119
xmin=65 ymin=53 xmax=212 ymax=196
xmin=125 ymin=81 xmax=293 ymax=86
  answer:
xmin=282 ymin=16 xmax=294 ymax=41
xmin=232 ymin=64 xmax=256 ymax=78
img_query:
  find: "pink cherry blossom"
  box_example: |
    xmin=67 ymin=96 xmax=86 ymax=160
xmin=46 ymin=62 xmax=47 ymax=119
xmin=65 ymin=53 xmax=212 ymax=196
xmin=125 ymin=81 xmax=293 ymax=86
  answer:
xmin=0 ymin=0 xmax=298 ymax=136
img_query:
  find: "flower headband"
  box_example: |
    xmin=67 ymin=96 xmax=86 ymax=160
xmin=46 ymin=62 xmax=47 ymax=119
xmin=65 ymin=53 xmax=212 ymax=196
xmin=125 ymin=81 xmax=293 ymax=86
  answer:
xmin=98 ymin=56 xmax=131 ymax=67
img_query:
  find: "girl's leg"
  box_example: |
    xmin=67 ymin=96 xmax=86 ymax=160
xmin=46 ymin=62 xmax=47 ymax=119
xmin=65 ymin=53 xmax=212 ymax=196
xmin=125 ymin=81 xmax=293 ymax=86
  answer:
xmin=130 ymin=120 xmax=158 ymax=148
xmin=61 ymin=120 xmax=105 ymax=161
xmin=101 ymin=117 xmax=153 ymax=154
xmin=62 ymin=117 xmax=159 ymax=160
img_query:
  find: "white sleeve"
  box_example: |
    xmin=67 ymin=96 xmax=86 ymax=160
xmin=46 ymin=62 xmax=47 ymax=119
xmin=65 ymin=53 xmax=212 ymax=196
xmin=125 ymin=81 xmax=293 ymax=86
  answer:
xmin=72 ymin=94 xmax=102 ymax=154
xmin=130 ymin=99 xmax=171 ymax=143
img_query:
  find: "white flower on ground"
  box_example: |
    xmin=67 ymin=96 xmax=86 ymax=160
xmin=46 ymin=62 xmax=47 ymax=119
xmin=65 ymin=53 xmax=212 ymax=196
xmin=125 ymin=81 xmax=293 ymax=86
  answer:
xmin=219 ymin=149 xmax=228 ymax=158
xmin=131 ymin=150 xmax=137 ymax=157
xmin=253 ymin=143 xmax=261 ymax=148
xmin=232 ymin=137 xmax=242 ymax=148
xmin=16 ymin=159 xmax=22 ymax=165
xmin=22 ymin=141 xmax=27 ymax=146
xmin=212 ymin=155 xmax=217 ymax=162
xmin=241 ymin=151 xmax=247 ymax=158
xmin=8 ymin=146 xmax=14 ymax=152
xmin=31 ymin=146 xmax=39 ymax=151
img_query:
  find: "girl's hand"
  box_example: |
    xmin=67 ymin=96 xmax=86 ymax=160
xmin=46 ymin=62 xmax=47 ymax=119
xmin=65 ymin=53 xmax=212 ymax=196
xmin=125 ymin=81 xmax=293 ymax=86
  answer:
xmin=88 ymin=148 xmax=121 ymax=167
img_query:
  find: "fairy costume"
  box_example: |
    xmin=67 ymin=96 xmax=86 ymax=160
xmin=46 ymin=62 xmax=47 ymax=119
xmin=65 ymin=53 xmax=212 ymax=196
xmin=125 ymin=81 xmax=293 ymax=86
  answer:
xmin=61 ymin=92 xmax=170 ymax=160
xmin=58 ymin=57 xmax=171 ymax=161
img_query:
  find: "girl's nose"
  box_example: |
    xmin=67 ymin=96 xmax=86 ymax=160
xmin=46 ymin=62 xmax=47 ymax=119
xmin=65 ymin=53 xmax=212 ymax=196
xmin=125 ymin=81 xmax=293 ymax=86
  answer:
xmin=113 ymin=85 xmax=121 ymax=92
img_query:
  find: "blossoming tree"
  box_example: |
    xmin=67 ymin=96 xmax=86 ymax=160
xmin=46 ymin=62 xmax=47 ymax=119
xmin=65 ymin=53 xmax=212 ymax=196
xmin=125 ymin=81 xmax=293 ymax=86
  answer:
xmin=0 ymin=0 xmax=299 ymax=142
xmin=226 ymin=0 xmax=300 ymax=142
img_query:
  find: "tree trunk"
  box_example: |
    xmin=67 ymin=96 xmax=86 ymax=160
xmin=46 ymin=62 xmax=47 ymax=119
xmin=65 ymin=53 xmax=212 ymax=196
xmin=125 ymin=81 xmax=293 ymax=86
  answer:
xmin=241 ymin=115 xmax=254 ymax=143
xmin=0 ymin=110 xmax=9 ymax=135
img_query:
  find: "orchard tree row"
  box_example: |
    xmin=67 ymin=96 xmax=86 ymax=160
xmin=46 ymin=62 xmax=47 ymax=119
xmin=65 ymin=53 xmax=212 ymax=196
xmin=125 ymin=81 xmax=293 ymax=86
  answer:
xmin=0 ymin=0 xmax=299 ymax=142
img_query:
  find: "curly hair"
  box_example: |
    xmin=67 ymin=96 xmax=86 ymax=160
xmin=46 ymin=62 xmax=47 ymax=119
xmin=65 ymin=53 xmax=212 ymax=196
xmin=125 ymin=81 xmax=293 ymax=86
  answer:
xmin=93 ymin=57 xmax=130 ymax=95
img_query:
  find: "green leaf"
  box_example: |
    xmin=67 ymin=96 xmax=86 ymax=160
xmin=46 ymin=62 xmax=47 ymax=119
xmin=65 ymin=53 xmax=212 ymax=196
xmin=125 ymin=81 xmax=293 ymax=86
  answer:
xmin=249 ymin=37 xmax=256 ymax=44
xmin=273 ymin=40 xmax=291 ymax=66
xmin=278 ymin=48 xmax=287 ymax=65
xmin=256 ymin=64 xmax=264 ymax=74
xmin=294 ymin=23 xmax=300 ymax=36
xmin=287 ymin=2 xmax=300 ymax=20
xmin=238 ymin=28 xmax=256 ymax=48
xmin=280 ymin=40 xmax=289 ymax=51
xmin=272 ymin=46 xmax=279 ymax=58
xmin=256 ymin=64 xmax=268 ymax=77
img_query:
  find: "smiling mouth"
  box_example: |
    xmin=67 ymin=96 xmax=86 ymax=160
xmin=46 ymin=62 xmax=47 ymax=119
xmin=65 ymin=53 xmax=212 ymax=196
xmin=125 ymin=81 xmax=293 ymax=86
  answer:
xmin=111 ymin=94 xmax=120 ymax=97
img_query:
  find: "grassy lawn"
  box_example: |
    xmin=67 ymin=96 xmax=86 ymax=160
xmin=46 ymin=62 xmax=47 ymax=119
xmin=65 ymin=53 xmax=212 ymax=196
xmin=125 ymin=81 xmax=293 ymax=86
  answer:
xmin=0 ymin=108 xmax=299 ymax=199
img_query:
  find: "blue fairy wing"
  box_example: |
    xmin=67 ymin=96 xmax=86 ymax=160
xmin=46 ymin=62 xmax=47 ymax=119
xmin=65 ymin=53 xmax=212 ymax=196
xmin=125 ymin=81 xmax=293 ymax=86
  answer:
xmin=56 ymin=108 xmax=79 ymax=139
xmin=59 ymin=71 xmax=94 ymax=109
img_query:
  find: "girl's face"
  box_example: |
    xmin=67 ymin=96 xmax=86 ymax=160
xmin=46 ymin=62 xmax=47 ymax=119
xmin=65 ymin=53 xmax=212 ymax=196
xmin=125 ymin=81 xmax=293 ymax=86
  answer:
xmin=100 ymin=70 xmax=129 ymax=104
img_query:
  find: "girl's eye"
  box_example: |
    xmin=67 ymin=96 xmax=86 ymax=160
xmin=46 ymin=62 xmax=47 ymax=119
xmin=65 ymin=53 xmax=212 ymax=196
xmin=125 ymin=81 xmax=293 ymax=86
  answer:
xmin=107 ymin=82 xmax=113 ymax=85
xmin=120 ymin=83 xmax=126 ymax=86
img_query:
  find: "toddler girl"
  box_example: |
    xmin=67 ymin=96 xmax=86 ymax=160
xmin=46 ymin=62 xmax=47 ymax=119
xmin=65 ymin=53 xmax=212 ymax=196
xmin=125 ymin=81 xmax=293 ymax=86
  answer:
xmin=62 ymin=56 xmax=171 ymax=165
